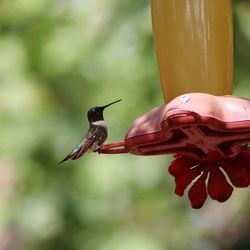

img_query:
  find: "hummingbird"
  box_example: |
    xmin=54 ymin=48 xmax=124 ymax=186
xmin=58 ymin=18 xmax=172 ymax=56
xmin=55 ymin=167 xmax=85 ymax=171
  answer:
xmin=59 ymin=99 xmax=122 ymax=164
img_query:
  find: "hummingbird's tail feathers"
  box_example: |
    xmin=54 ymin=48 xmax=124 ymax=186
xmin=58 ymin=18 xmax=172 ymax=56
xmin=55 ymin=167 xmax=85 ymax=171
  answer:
xmin=58 ymin=147 xmax=79 ymax=165
xmin=72 ymin=140 xmax=94 ymax=159
xmin=58 ymin=154 xmax=71 ymax=165
xmin=58 ymin=138 xmax=95 ymax=165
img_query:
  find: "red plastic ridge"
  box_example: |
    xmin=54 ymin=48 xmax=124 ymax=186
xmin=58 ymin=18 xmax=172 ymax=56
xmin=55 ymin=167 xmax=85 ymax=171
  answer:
xmin=100 ymin=93 xmax=250 ymax=161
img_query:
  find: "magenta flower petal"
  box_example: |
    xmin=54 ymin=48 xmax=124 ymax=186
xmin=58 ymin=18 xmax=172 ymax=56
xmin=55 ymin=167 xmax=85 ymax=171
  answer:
xmin=222 ymin=160 xmax=250 ymax=188
xmin=239 ymin=151 xmax=250 ymax=173
xmin=174 ymin=169 xmax=200 ymax=196
xmin=188 ymin=172 xmax=208 ymax=209
xmin=168 ymin=156 xmax=196 ymax=177
xmin=169 ymin=156 xmax=202 ymax=196
xmin=207 ymin=167 xmax=233 ymax=202
xmin=168 ymin=153 xmax=250 ymax=208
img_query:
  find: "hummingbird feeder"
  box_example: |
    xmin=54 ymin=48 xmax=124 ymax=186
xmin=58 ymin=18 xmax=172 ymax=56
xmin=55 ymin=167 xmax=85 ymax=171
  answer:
xmin=100 ymin=0 xmax=250 ymax=208
xmin=99 ymin=93 xmax=250 ymax=208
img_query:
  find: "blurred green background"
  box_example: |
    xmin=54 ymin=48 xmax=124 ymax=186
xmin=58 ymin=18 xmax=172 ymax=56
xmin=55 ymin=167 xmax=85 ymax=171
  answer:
xmin=0 ymin=0 xmax=249 ymax=250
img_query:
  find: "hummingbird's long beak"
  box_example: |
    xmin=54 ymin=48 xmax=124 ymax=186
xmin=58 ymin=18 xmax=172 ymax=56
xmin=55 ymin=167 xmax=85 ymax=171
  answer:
xmin=101 ymin=99 xmax=122 ymax=110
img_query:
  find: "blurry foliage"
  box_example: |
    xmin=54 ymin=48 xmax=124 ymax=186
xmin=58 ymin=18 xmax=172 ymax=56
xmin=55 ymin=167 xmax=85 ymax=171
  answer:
xmin=0 ymin=1 xmax=249 ymax=250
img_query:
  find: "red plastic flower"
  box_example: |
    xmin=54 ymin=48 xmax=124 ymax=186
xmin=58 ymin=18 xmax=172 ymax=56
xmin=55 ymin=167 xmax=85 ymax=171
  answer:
xmin=168 ymin=151 xmax=250 ymax=208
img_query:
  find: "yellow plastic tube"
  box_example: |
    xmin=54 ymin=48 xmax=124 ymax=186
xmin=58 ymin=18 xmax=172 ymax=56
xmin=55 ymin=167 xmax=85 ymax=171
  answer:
xmin=151 ymin=0 xmax=233 ymax=102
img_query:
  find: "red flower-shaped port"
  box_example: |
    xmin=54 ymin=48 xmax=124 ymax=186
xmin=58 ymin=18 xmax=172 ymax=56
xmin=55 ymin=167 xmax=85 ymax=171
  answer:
xmin=169 ymin=150 xmax=250 ymax=208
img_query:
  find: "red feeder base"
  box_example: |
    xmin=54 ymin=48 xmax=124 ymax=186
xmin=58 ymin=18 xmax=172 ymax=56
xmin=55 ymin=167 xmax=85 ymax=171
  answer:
xmin=100 ymin=93 xmax=250 ymax=208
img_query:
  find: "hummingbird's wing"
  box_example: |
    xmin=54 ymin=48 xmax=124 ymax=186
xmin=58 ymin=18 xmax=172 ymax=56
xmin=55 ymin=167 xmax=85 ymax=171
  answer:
xmin=58 ymin=127 xmax=98 ymax=164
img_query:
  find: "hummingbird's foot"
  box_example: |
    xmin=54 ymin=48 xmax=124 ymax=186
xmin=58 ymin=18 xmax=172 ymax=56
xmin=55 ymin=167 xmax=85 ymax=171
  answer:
xmin=94 ymin=149 xmax=101 ymax=154
xmin=94 ymin=147 xmax=101 ymax=153
xmin=93 ymin=146 xmax=102 ymax=154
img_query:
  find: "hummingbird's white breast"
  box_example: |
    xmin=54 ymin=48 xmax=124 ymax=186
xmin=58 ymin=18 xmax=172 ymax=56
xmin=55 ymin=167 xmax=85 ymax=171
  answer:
xmin=89 ymin=120 xmax=108 ymax=151
xmin=92 ymin=120 xmax=108 ymax=129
